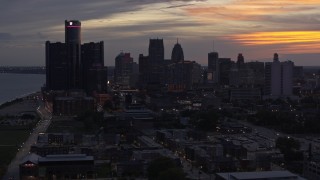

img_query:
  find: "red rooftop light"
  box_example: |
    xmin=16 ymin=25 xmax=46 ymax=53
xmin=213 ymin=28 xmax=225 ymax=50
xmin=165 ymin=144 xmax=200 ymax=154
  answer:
xmin=67 ymin=26 xmax=81 ymax=28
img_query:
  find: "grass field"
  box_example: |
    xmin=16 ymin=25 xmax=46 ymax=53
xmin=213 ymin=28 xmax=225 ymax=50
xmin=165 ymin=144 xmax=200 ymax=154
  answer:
xmin=0 ymin=130 xmax=30 ymax=165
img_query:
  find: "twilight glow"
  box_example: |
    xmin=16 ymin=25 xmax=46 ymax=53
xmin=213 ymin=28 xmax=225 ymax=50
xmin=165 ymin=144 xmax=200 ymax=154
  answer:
xmin=229 ymin=31 xmax=320 ymax=45
xmin=0 ymin=0 xmax=319 ymax=66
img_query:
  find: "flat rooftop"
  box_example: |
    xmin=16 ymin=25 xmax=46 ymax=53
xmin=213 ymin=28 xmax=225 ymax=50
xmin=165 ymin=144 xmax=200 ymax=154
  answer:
xmin=38 ymin=154 xmax=93 ymax=163
xmin=216 ymin=171 xmax=306 ymax=180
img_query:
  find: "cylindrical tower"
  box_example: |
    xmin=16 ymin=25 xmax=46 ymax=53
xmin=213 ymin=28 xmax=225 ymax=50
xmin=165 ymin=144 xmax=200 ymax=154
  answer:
xmin=65 ymin=20 xmax=81 ymax=44
xmin=65 ymin=20 xmax=82 ymax=89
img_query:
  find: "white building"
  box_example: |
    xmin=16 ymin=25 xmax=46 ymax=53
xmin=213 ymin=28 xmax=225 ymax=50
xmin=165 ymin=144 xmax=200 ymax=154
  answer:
xmin=265 ymin=53 xmax=294 ymax=97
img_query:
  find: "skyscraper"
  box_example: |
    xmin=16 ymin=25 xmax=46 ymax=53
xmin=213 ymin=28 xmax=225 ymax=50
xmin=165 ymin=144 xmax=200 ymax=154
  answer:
xmin=171 ymin=40 xmax=184 ymax=63
xmin=139 ymin=39 xmax=165 ymax=90
xmin=65 ymin=20 xmax=82 ymax=89
xmin=208 ymin=51 xmax=219 ymax=83
xmin=114 ymin=52 xmax=134 ymax=88
xmin=45 ymin=42 xmax=68 ymax=90
xmin=236 ymin=53 xmax=244 ymax=69
xmin=46 ymin=20 xmax=107 ymax=94
xmin=219 ymin=58 xmax=233 ymax=86
xmin=149 ymin=39 xmax=164 ymax=63
xmin=264 ymin=53 xmax=293 ymax=97
xmin=82 ymin=41 xmax=106 ymax=94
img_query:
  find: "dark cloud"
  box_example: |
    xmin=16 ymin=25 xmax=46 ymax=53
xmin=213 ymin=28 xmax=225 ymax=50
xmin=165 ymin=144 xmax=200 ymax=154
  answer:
xmin=0 ymin=0 xmax=319 ymax=66
xmin=0 ymin=33 xmax=12 ymax=40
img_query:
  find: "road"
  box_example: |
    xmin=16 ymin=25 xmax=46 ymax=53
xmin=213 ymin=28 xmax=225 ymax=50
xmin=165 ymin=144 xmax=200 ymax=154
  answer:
xmin=238 ymin=119 xmax=319 ymax=151
xmin=2 ymin=105 xmax=52 ymax=180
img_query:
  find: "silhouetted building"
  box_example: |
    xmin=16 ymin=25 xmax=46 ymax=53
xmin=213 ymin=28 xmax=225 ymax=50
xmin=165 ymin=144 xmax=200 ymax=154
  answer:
xmin=293 ymin=66 xmax=304 ymax=79
xmin=139 ymin=39 xmax=165 ymax=90
xmin=149 ymin=39 xmax=164 ymax=63
xmin=149 ymin=39 xmax=164 ymax=85
xmin=208 ymin=51 xmax=220 ymax=83
xmin=219 ymin=58 xmax=234 ymax=86
xmin=246 ymin=61 xmax=265 ymax=87
xmin=65 ymin=20 xmax=82 ymax=89
xmin=237 ymin=53 xmax=245 ymax=69
xmin=264 ymin=53 xmax=293 ymax=97
xmin=81 ymin=41 xmax=106 ymax=94
xmin=45 ymin=20 xmax=107 ymax=94
xmin=166 ymin=61 xmax=202 ymax=92
xmin=45 ymin=42 xmax=68 ymax=90
xmin=138 ymin=54 xmax=149 ymax=87
xmin=86 ymin=66 xmax=108 ymax=94
xmin=53 ymin=96 xmax=94 ymax=116
xmin=171 ymin=40 xmax=184 ymax=63
xmin=115 ymin=52 xmax=134 ymax=88
xmin=230 ymin=88 xmax=262 ymax=101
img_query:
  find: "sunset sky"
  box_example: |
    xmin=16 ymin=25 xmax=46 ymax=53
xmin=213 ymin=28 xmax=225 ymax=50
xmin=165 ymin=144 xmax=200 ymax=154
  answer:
xmin=0 ymin=0 xmax=320 ymax=66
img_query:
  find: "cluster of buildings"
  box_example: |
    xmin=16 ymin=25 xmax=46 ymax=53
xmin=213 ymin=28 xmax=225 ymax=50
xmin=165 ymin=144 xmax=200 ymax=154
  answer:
xmin=44 ymin=20 xmax=108 ymax=115
xmin=114 ymin=40 xmax=301 ymax=101
xmin=15 ymin=20 xmax=320 ymax=179
xmin=44 ymin=20 xmax=315 ymax=116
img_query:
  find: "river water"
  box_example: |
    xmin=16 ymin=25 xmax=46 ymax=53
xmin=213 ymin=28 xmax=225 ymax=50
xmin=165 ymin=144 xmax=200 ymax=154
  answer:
xmin=0 ymin=73 xmax=45 ymax=104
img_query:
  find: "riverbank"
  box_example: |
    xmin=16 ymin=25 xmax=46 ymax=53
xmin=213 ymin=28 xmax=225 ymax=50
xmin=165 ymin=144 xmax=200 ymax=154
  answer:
xmin=0 ymin=73 xmax=45 ymax=105
xmin=0 ymin=94 xmax=41 ymax=178
xmin=0 ymin=92 xmax=40 ymax=116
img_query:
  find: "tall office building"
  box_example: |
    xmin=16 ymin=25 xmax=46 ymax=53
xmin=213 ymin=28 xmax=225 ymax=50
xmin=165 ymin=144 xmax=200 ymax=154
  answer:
xmin=281 ymin=61 xmax=294 ymax=96
xmin=138 ymin=54 xmax=150 ymax=87
xmin=264 ymin=53 xmax=293 ymax=97
xmin=246 ymin=61 xmax=265 ymax=87
xmin=208 ymin=51 xmax=219 ymax=83
xmin=171 ymin=40 xmax=184 ymax=63
xmin=149 ymin=39 xmax=164 ymax=63
xmin=45 ymin=42 xmax=68 ymax=90
xmin=46 ymin=20 xmax=107 ymax=94
xmin=65 ymin=20 xmax=82 ymax=89
xmin=139 ymin=39 xmax=165 ymax=90
xmin=219 ymin=58 xmax=233 ymax=86
xmin=114 ymin=52 xmax=134 ymax=88
xmin=82 ymin=42 xmax=106 ymax=94
xmin=166 ymin=61 xmax=202 ymax=92
xmin=236 ymin=53 xmax=244 ymax=69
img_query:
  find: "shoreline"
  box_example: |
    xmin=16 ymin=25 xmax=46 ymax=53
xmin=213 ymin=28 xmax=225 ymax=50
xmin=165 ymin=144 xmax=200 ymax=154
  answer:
xmin=0 ymin=91 xmax=39 ymax=109
xmin=0 ymin=91 xmax=41 ymax=106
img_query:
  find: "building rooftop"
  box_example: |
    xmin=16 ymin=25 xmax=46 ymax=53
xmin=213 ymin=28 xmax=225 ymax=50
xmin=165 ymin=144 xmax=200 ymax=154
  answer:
xmin=38 ymin=154 xmax=93 ymax=163
xmin=216 ymin=171 xmax=306 ymax=180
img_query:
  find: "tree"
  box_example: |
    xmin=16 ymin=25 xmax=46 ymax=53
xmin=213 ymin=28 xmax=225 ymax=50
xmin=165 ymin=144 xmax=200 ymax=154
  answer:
xmin=276 ymin=137 xmax=302 ymax=162
xmin=103 ymin=100 xmax=114 ymax=110
xmin=190 ymin=110 xmax=219 ymax=132
xmin=158 ymin=168 xmax=185 ymax=180
xmin=147 ymin=157 xmax=186 ymax=180
xmin=276 ymin=137 xmax=300 ymax=152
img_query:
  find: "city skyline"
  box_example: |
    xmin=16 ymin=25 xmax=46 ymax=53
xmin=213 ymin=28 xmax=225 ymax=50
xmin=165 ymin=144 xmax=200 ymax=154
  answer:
xmin=1 ymin=0 xmax=320 ymax=66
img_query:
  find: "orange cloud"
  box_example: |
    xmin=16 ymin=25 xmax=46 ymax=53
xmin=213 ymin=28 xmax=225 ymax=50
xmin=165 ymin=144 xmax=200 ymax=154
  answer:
xmin=183 ymin=0 xmax=319 ymax=22
xmin=229 ymin=31 xmax=320 ymax=45
xmin=238 ymin=0 xmax=320 ymax=6
xmin=227 ymin=31 xmax=320 ymax=54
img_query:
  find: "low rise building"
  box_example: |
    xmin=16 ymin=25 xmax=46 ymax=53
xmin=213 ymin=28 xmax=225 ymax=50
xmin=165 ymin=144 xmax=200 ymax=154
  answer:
xmin=216 ymin=171 xmax=305 ymax=180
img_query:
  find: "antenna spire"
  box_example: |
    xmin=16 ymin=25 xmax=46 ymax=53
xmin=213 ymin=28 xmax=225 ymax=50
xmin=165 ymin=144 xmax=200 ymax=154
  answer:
xmin=213 ymin=40 xmax=215 ymax=52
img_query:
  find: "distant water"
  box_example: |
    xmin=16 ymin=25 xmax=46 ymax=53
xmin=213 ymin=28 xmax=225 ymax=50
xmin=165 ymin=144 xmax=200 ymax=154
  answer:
xmin=0 ymin=73 xmax=45 ymax=104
